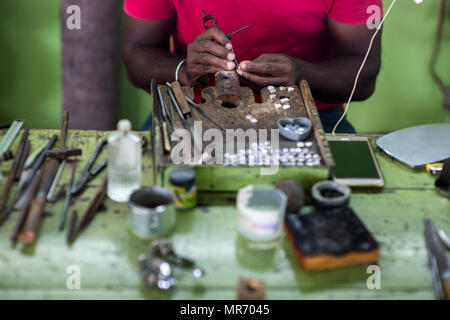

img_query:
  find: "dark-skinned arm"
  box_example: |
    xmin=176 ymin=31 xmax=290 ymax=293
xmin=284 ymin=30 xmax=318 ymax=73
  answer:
xmin=122 ymin=15 xmax=236 ymax=90
xmin=237 ymin=19 xmax=382 ymax=104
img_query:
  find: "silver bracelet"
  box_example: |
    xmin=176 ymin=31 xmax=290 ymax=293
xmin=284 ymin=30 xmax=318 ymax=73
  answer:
xmin=175 ymin=59 xmax=186 ymax=82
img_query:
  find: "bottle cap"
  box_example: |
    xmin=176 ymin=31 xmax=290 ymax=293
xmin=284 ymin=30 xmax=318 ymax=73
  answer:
xmin=169 ymin=168 xmax=196 ymax=187
xmin=118 ymin=119 xmax=131 ymax=132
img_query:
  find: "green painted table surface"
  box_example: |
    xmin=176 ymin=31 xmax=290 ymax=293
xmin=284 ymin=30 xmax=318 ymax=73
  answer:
xmin=0 ymin=129 xmax=449 ymax=300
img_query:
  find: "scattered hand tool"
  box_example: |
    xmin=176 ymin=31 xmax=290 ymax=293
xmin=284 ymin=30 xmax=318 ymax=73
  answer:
xmin=167 ymin=81 xmax=203 ymax=156
xmin=0 ymin=124 xmax=11 ymax=130
xmin=157 ymin=86 xmax=172 ymax=154
xmin=237 ymin=278 xmax=266 ymax=300
xmin=46 ymin=111 xmax=71 ymax=202
xmin=184 ymin=96 xmax=226 ymax=131
xmin=0 ymin=135 xmax=57 ymax=221
xmin=70 ymin=139 xmax=107 ymax=195
xmin=68 ymin=177 xmax=107 ymax=244
xmin=157 ymin=86 xmax=174 ymax=129
xmin=201 ymin=9 xmax=250 ymax=69
xmin=435 ymin=158 xmax=450 ymax=198
xmin=18 ymin=159 xmax=60 ymax=244
xmin=0 ymin=129 xmax=30 ymax=216
xmin=424 ymin=219 xmax=450 ymax=300
xmin=15 ymin=140 xmax=30 ymax=182
xmin=10 ymin=169 xmax=44 ymax=244
xmin=59 ymin=162 xmax=77 ymax=231
xmin=137 ymin=239 xmax=204 ymax=291
xmin=45 ymin=148 xmax=82 ymax=203
xmin=0 ymin=120 xmax=25 ymax=179
xmin=0 ymin=120 xmax=25 ymax=157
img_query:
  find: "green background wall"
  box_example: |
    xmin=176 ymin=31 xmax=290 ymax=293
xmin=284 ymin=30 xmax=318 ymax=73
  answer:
xmin=0 ymin=0 xmax=449 ymax=133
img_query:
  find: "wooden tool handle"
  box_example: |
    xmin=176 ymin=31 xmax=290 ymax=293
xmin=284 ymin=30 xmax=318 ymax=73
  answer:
xmin=15 ymin=140 xmax=31 ymax=181
xmin=11 ymin=169 xmax=44 ymax=243
xmin=17 ymin=159 xmax=59 ymax=244
xmin=162 ymin=122 xmax=171 ymax=153
xmin=18 ymin=196 xmax=46 ymax=244
xmin=171 ymin=81 xmax=191 ymax=115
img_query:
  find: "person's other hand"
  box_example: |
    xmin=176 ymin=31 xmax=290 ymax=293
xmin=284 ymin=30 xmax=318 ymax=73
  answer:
xmin=180 ymin=27 xmax=236 ymax=87
xmin=237 ymin=53 xmax=299 ymax=87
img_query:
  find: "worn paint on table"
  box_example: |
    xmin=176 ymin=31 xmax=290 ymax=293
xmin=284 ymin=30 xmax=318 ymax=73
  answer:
xmin=0 ymin=129 xmax=448 ymax=299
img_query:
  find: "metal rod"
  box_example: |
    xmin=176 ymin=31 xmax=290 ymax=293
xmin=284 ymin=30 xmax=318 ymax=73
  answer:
xmin=185 ymin=96 xmax=226 ymax=131
xmin=0 ymin=120 xmax=25 ymax=155
xmin=157 ymin=86 xmax=174 ymax=128
xmin=24 ymin=140 xmax=48 ymax=169
xmin=59 ymin=162 xmax=77 ymax=231
xmin=166 ymin=82 xmax=187 ymax=122
xmin=66 ymin=210 xmax=78 ymax=245
xmin=15 ymin=141 xmax=31 ymax=181
xmin=229 ymin=25 xmax=251 ymax=37
xmin=10 ymin=169 xmax=44 ymax=243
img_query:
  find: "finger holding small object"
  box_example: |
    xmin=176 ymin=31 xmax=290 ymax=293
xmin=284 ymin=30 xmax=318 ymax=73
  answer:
xmin=236 ymin=69 xmax=286 ymax=87
xmin=196 ymin=26 xmax=231 ymax=48
xmin=192 ymin=39 xmax=231 ymax=60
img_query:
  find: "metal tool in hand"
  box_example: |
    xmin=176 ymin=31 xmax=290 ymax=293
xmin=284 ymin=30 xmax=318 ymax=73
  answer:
xmin=24 ymin=140 xmax=48 ymax=170
xmin=70 ymin=139 xmax=107 ymax=195
xmin=201 ymin=10 xmax=251 ymax=69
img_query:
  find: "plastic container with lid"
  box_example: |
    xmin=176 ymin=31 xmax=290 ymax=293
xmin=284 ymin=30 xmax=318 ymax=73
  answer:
xmin=107 ymin=119 xmax=141 ymax=202
xmin=236 ymin=185 xmax=287 ymax=249
xmin=169 ymin=168 xmax=197 ymax=210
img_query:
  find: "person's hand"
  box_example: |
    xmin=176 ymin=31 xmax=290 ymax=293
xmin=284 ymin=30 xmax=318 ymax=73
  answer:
xmin=179 ymin=27 xmax=236 ymax=87
xmin=237 ymin=53 xmax=300 ymax=87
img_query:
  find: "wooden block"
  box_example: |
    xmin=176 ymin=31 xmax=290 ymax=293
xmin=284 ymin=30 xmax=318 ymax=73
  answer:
xmin=285 ymin=207 xmax=380 ymax=272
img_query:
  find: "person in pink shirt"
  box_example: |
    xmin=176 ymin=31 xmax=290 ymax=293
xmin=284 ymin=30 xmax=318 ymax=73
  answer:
xmin=123 ymin=0 xmax=383 ymax=133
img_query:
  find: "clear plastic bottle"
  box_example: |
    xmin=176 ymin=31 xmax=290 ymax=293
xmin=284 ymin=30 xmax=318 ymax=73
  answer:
xmin=107 ymin=119 xmax=141 ymax=202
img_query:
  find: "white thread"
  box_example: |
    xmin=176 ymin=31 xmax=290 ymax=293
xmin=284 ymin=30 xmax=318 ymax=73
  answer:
xmin=332 ymin=0 xmax=398 ymax=135
xmin=175 ymin=59 xmax=186 ymax=82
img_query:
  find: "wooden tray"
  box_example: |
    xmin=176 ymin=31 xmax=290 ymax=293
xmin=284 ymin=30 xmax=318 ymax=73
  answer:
xmin=151 ymin=79 xmax=335 ymax=192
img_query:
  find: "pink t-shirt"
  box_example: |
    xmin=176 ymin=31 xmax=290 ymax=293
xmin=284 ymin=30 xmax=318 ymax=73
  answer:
xmin=124 ymin=0 xmax=383 ymax=110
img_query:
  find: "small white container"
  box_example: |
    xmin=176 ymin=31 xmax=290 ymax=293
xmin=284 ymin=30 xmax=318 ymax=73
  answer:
xmin=237 ymin=185 xmax=287 ymax=247
xmin=107 ymin=119 xmax=141 ymax=202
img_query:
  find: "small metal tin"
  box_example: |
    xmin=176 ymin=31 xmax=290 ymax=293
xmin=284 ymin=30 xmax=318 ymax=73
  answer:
xmin=169 ymin=168 xmax=197 ymax=210
xmin=128 ymin=187 xmax=176 ymax=239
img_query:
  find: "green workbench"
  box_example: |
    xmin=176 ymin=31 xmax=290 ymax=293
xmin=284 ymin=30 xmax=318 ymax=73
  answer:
xmin=0 ymin=129 xmax=448 ymax=300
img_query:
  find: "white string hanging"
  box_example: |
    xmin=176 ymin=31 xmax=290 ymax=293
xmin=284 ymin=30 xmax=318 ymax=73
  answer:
xmin=332 ymin=0 xmax=399 ymax=135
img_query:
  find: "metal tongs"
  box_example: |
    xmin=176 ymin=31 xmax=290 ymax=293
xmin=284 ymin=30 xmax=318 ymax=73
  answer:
xmin=138 ymin=239 xmax=205 ymax=291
